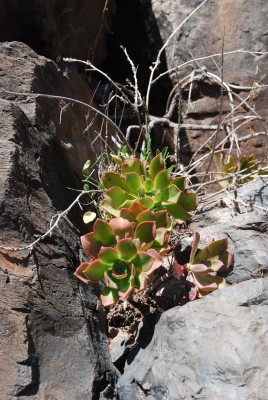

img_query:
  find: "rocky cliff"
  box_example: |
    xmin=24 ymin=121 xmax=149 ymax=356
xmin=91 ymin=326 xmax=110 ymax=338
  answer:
xmin=0 ymin=1 xmax=267 ymax=399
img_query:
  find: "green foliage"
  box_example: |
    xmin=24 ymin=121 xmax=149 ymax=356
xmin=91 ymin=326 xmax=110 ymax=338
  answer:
xmin=101 ymin=153 xmax=198 ymax=223
xmin=213 ymin=152 xmax=268 ymax=188
xmin=75 ymin=145 xmax=234 ymax=307
xmin=172 ymin=232 xmax=233 ymax=300
xmin=74 ymin=217 xmax=163 ymax=306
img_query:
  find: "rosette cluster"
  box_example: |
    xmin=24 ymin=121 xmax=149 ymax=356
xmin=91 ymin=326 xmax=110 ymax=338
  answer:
xmin=75 ymin=210 xmax=169 ymax=306
xmin=101 ymin=153 xmax=198 ymax=222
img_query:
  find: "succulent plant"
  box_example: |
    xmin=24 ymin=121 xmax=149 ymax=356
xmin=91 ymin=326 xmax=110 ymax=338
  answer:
xmin=100 ymin=153 xmax=198 ymax=223
xmin=119 ymin=200 xmax=171 ymax=256
xmin=173 ymin=232 xmax=233 ymax=300
xmin=213 ymin=152 xmax=268 ymax=188
xmin=74 ymin=217 xmax=163 ymax=306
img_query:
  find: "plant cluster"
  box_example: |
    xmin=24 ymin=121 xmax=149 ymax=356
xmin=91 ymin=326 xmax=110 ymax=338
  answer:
xmin=75 ymin=149 xmax=233 ymax=307
xmin=213 ymin=152 xmax=268 ymax=188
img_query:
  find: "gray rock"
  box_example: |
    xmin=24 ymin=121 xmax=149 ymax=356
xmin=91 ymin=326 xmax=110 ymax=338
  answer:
xmin=191 ymin=179 xmax=268 ymax=284
xmin=118 ymin=278 xmax=268 ymax=400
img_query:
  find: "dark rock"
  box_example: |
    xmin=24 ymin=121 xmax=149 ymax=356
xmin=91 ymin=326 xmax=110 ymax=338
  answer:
xmin=0 ymin=0 xmax=115 ymax=64
xmin=118 ymin=278 xmax=268 ymax=400
xmin=0 ymin=42 xmax=118 ymax=399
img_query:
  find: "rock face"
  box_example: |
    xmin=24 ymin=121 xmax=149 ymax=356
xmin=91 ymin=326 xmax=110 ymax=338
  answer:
xmin=192 ymin=179 xmax=268 ymax=284
xmin=0 ymin=0 xmax=115 ymax=63
xmin=118 ymin=278 xmax=268 ymax=400
xmin=117 ymin=179 xmax=268 ymax=399
xmin=0 ymin=42 xmax=118 ymax=399
xmin=149 ymin=0 xmax=268 ymax=165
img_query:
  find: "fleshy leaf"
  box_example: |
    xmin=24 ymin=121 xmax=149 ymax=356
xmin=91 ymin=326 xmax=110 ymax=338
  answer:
xmin=144 ymin=178 xmax=154 ymax=192
xmin=122 ymin=158 xmax=143 ymax=174
xmin=172 ymin=176 xmax=186 ymax=191
xmin=102 ymin=172 xmax=126 ymax=190
xmin=74 ymin=262 xmax=90 ymax=284
xmin=125 ymin=172 xmax=143 ymax=194
xmin=104 ymin=186 xmax=134 ymax=210
xmin=155 ymin=184 xmax=181 ymax=204
xmin=135 ymin=221 xmax=156 ymax=245
xmin=83 ymin=259 xmax=109 ymax=282
xmin=165 ymin=202 xmax=191 ymax=223
xmin=93 ymin=219 xmax=116 ymax=246
xmin=152 ymin=227 xmax=167 ymax=247
xmin=138 ymin=197 xmax=155 ymax=209
xmin=132 ymin=251 xmax=153 ymax=272
xmin=109 ymin=217 xmax=135 ymax=239
xmin=206 ymin=259 xmax=224 ymax=272
xmin=128 ymin=201 xmax=148 ymax=217
xmin=178 ymin=192 xmax=198 ymax=212
xmin=117 ymin=239 xmax=137 ymax=260
xmin=149 ymin=153 xmax=164 ymax=180
xmin=146 ymin=248 xmax=163 ymax=273
xmin=195 ymin=239 xmax=228 ymax=262
xmin=99 ymin=247 xmax=119 ymax=265
xmin=154 ymin=210 xmax=169 ymax=228
xmin=189 ymin=263 xmax=210 ymax=274
xmin=154 ymin=170 xmax=171 ymax=190
xmin=100 ymin=199 xmax=120 ymax=217
xmin=81 ymin=232 xmax=101 ymax=258
xmin=120 ymin=208 xmax=136 ymax=222
xmin=101 ymin=287 xmax=119 ymax=307
xmin=111 ymin=154 xmax=123 ymax=165
xmin=194 ymin=274 xmax=225 ymax=293
xmin=172 ymin=261 xmax=185 ymax=279
xmin=136 ymin=209 xmax=155 ymax=224
xmin=135 ymin=271 xmax=148 ymax=290
xmin=190 ymin=231 xmax=200 ymax=263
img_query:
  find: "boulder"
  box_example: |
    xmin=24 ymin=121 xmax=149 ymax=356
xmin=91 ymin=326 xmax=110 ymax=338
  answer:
xmin=117 ymin=179 xmax=268 ymax=399
xmin=118 ymin=277 xmax=268 ymax=400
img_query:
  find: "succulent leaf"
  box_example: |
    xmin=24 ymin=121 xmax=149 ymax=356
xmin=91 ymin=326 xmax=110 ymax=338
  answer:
xmin=104 ymin=186 xmax=135 ymax=210
xmin=195 ymin=238 xmax=228 ymax=262
xmin=172 ymin=176 xmax=186 ymax=191
xmin=82 ymin=259 xmax=109 ymax=282
xmin=99 ymin=247 xmax=119 ymax=265
xmin=135 ymin=221 xmax=156 ymax=245
xmin=165 ymin=203 xmax=191 ymax=223
xmin=81 ymin=232 xmax=102 ymax=259
xmin=102 ymin=172 xmax=126 ymax=190
xmin=109 ymin=217 xmax=135 ymax=239
xmin=137 ymin=197 xmax=155 ymax=209
xmin=178 ymin=192 xmax=198 ymax=212
xmin=149 ymin=153 xmax=165 ymax=180
xmin=122 ymin=158 xmax=143 ymax=174
xmin=154 ymin=170 xmax=171 ymax=190
xmin=101 ymin=287 xmax=119 ymax=307
xmin=93 ymin=219 xmax=116 ymax=246
xmin=116 ymin=238 xmax=137 ymax=260
xmin=155 ymin=184 xmax=181 ymax=204
xmin=125 ymin=172 xmax=143 ymax=194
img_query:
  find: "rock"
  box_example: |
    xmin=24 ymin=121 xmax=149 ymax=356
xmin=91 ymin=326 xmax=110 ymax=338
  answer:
xmin=0 ymin=42 xmax=118 ymax=399
xmin=0 ymin=0 xmax=115 ymax=64
xmin=190 ymin=179 xmax=268 ymax=284
xmin=149 ymin=0 xmax=268 ymax=166
xmin=117 ymin=278 xmax=268 ymax=400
